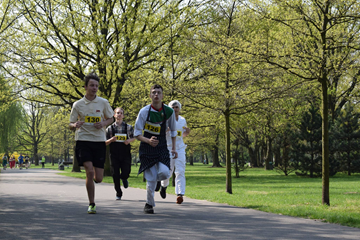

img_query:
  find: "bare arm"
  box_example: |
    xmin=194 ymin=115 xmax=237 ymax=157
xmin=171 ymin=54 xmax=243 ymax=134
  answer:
xmin=183 ymin=127 xmax=190 ymax=138
xmin=171 ymin=136 xmax=178 ymax=159
xmin=69 ymin=121 xmax=84 ymax=131
xmin=105 ymin=136 xmax=117 ymax=145
xmin=95 ymin=117 xmax=114 ymax=129
xmin=124 ymin=137 xmax=136 ymax=145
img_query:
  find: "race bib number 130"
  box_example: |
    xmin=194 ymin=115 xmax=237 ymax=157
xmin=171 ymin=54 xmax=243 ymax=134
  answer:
xmin=85 ymin=116 xmax=101 ymax=125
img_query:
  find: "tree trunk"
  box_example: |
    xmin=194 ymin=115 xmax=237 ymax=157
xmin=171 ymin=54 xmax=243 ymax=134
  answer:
xmin=212 ymin=144 xmax=222 ymax=167
xmin=189 ymin=152 xmax=194 ymax=166
xmin=225 ymin=111 xmax=232 ymax=194
xmin=72 ymin=144 xmax=81 ymax=172
xmin=274 ymin=145 xmax=280 ymax=167
xmin=265 ymin=137 xmax=272 ymax=170
xmin=248 ymin=147 xmax=257 ymax=167
xmin=321 ymin=79 xmax=330 ymax=206
xmin=33 ymin=143 xmax=39 ymax=165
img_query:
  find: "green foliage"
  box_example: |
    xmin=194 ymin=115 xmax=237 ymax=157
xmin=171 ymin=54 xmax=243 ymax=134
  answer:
xmin=331 ymin=103 xmax=360 ymax=175
xmin=291 ymin=104 xmax=323 ymax=177
xmin=0 ymin=101 xmax=23 ymax=154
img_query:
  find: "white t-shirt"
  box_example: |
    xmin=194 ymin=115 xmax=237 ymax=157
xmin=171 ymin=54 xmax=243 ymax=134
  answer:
xmin=166 ymin=115 xmax=187 ymax=150
xmin=69 ymin=96 xmax=114 ymax=142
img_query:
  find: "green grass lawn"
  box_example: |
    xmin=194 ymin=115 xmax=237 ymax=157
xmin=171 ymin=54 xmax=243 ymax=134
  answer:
xmin=31 ymin=163 xmax=360 ymax=228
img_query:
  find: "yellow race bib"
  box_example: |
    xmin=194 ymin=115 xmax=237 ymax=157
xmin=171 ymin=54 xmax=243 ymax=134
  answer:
xmin=144 ymin=121 xmax=161 ymax=135
xmin=115 ymin=133 xmax=127 ymax=142
xmin=85 ymin=115 xmax=101 ymax=125
xmin=177 ymin=130 xmax=182 ymax=137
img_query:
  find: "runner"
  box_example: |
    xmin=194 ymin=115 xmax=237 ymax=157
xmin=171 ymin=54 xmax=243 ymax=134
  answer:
xmin=106 ymin=107 xmax=135 ymax=200
xmin=69 ymin=72 xmax=114 ymax=214
xmin=24 ymin=154 xmax=30 ymax=169
xmin=134 ymin=84 xmax=178 ymax=214
xmin=18 ymin=154 xmax=24 ymax=170
xmin=41 ymin=156 xmax=45 ymax=168
xmin=9 ymin=155 xmax=15 ymax=169
xmin=160 ymin=100 xmax=190 ymax=204
xmin=2 ymin=155 xmax=8 ymax=170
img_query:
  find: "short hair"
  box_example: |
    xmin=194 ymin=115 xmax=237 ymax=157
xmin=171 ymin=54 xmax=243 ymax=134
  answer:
xmin=84 ymin=72 xmax=100 ymax=86
xmin=169 ymin=100 xmax=181 ymax=110
xmin=114 ymin=107 xmax=124 ymax=114
xmin=150 ymin=84 xmax=163 ymax=92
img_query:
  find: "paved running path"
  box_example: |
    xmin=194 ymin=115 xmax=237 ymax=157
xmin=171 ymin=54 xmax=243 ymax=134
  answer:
xmin=0 ymin=168 xmax=359 ymax=240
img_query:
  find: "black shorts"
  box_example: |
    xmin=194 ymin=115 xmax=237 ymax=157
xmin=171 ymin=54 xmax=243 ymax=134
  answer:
xmin=75 ymin=141 xmax=106 ymax=169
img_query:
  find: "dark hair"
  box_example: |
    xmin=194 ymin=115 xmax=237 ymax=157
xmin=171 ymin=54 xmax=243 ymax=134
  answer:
xmin=150 ymin=84 xmax=163 ymax=92
xmin=84 ymin=72 xmax=100 ymax=86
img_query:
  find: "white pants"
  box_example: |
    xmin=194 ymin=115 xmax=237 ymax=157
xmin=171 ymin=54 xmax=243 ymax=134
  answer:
xmin=144 ymin=162 xmax=171 ymax=207
xmin=161 ymin=148 xmax=186 ymax=196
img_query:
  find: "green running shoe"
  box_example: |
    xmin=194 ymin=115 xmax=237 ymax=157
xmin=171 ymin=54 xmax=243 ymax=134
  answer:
xmin=87 ymin=205 xmax=96 ymax=214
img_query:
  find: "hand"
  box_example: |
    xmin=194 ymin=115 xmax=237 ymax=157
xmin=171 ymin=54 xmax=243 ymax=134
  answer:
xmin=184 ymin=127 xmax=190 ymax=134
xmin=124 ymin=139 xmax=130 ymax=145
xmin=94 ymin=121 xmax=103 ymax=129
xmin=148 ymin=136 xmax=159 ymax=147
xmin=171 ymin=150 xmax=178 ymax=159
xmin=111 ymin=136 xmax=117 ymax=142
xmin=74 ymin=121 xmax=85 ymax=128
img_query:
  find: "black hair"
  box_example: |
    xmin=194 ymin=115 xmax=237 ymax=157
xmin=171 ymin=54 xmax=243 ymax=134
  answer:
xmin=150 ymin=84 xmax=163 ymax=92
xmin=84 ymin=72 xmax=100 ymax=86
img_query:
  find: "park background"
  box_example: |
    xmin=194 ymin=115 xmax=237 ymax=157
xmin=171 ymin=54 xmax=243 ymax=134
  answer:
xmin=1 ymin=0 xmax=360 ymax=228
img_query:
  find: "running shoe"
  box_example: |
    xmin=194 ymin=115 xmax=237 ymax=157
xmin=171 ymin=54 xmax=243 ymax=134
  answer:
xmin=144 ymin=203 xmax=154 ymax=214
xmin=116 ymin=194 xmax=122 ymax=200
xmin=155 ymin=181 xmax=161 ymax=191
xmin=87 ymin=205 xmax=96 ymax=214
xmin=176 ymin=195 xmax=183 ymax=204
xmin=122 ymin=179 xmax=129 ymax=189
xmin=160 ymin=186 xmax=167 ymax=199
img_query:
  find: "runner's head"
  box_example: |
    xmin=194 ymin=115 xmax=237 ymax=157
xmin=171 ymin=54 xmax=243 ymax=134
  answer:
xmin=169 ymin=100 xmax=181 ymax=110
xmin=114 ymin=107 xmax=125 ymax=121
xmin=169 ymin=100 xmax=181 ymax=116
xmin=150 ymin=84 xmax=163 ymax=104
xmin=84 ymin=72 xmax=100 ymax=86
xmin=84 ymin=73 xmax=100 ymax=97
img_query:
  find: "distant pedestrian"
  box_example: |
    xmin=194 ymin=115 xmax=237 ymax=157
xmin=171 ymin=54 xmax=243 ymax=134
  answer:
xmin=25 ymin=155 xmax=30 ymax=169
xmin=9 ymin=155 xmax=15 ymax=169
xmin=2 ymin=155 xmax=8 ymax=170
xmin=69 ymin=72 xmax=114 ymax=214
xmin=41 ymin=156 xmax=45 ymax=168
xmin=18 ymin=154 xmax=24 ymax=169
xmin=134 ymin=84 xmax=178 ymax=214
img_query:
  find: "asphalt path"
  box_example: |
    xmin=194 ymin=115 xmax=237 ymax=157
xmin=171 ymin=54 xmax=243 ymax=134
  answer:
xmin=1 ymin=168 xmax=359 ymax=240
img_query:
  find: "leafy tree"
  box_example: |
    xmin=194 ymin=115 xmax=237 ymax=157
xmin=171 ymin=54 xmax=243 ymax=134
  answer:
xmin=175 ymin=0 xmax=293 ymax=194
xmin=331 ymin=103 xmax=360 ymax=175
xmin=7 ymin=0 xmax=202 ymax=109
xmin=248 ymin=0 xmax=360 ymax=205
xmin=16 ymin=100 xmax=50 ymax=165
xmin=0 ymin=101 xmax=23 ymax=156
xmin=291 ymin=104 xmax=322 ymax=177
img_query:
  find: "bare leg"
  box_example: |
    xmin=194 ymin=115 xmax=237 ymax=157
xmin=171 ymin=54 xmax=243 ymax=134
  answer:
xmin=83 ymin=162 xmax=95 ymax=204
xmin=94 ymin=167 xmax=104 ymax=183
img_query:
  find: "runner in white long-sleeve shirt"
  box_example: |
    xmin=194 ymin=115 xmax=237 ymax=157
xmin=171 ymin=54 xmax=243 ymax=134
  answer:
xmin=160 ymin=100 xmax=190 ymax=204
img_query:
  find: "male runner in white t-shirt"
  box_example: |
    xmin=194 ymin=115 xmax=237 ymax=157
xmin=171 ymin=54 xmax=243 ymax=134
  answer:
xmin=69 ymin=72 xmax=114 ymax=214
